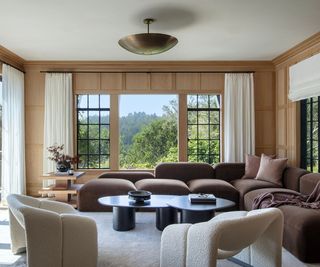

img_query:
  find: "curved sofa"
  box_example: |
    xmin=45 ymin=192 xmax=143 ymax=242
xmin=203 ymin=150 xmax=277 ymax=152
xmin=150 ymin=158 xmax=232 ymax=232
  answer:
xmin=77 ymin=162 xmax=320 ymax=263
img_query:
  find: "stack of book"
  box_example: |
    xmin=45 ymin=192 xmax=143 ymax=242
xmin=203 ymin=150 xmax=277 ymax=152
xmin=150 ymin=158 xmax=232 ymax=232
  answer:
xmin=188 ymin=193 xmax=216 ymax=204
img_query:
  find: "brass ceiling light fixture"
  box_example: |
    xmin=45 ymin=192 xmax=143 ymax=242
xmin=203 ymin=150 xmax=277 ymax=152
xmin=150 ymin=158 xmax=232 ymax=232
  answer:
xmin=118 ymin=18 xmax=178 ymax=55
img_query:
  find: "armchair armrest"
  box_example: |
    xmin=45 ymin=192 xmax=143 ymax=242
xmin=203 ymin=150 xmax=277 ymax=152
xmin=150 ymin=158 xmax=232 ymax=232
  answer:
xmin=22 ymin=207 xmax=63 ymax=267
xmin=61 ymin=214 xmax=98 ymax=267
xmin=160 ymin=224 xmax=192 ymax=267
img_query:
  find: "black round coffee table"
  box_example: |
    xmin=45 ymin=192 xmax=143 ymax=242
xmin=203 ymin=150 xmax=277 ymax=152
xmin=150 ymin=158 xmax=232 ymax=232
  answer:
xmin=167 ymin=196 xmax=235 ymax=224
xmin=98 ymin=195 xmax=178 ymax=231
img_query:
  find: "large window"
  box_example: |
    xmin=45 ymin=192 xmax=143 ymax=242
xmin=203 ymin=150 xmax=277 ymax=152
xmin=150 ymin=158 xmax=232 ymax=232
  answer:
xmin=119 ymin=95 xmax=178 ymax=169
xmin=75 ymin=93 xmax=222 ymax=170
xmin=301 ymin=97 xmax=319 ymax=172
xmin=187 ymin=95 xmax=221 ymax=164
xmin=77 ymin=94 xmax=110 ymax=169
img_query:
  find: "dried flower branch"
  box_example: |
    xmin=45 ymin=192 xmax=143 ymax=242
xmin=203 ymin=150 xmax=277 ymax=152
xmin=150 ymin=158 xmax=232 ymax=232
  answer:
xmin=47 ymin=144 xmax=81 ymax=165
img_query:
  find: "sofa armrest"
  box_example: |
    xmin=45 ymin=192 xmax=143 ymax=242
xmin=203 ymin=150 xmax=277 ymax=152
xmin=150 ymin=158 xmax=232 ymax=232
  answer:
xmin=299 ymin=173 xmax=320 ymax=195
xmin=282 ymin=167 xmax=309 ymax=191
xmin=214 ymin=163 xmax=245 ymax=182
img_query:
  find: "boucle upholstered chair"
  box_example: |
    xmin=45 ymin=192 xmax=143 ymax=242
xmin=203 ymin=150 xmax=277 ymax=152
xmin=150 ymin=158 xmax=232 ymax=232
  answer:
xmin=7 ymin=194 xmax=98 ymax=267
xmin=160 ymin=208 xmax=283 ymax=267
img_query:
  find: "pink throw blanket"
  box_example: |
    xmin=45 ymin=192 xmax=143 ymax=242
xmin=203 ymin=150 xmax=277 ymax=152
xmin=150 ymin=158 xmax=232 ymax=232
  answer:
xmin=252 ymin=182 xmax=320 ymax=210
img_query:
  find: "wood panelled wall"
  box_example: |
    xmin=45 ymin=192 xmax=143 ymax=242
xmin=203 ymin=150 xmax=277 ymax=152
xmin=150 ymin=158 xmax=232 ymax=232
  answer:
xmin=23 ymin=61 xmax=275 ymax=196
xmin=273 ymin=32 xmax=320 ymax=167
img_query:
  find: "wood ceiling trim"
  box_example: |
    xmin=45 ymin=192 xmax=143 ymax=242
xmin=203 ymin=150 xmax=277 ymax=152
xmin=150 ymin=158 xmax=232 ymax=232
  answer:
xmin=0 ymin=45 xmax=25 ymax=72
xmin=272 ymin=31 xmax=320 ymax=67
xmin=23 ymin=60 xmax=274 ymax=72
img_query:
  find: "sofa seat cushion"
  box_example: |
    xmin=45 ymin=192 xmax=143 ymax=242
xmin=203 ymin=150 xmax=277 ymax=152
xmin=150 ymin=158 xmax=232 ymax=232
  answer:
xmin=78 ymin=178 xmax=136 ymax=212
xmin=188 ymin=179 xmax=239 ymax=204
xmin=135 ymin=179 xmax=190 ymax=195
xmin=230 ymin=179 xmax=280 ymax=209
xmin=244 ymin=188 xmax=297 ymax=211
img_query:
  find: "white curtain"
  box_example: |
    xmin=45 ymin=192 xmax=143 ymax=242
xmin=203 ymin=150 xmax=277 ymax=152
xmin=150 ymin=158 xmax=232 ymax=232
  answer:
xmin=1 ymin=64 xmax=26 ymax=199
xmin=289 ymin=52 xmax=320 ymax=101
xmin=43 ymin=73 xmax=73 ymax=179
xmin=224 ymin=73 xmax=255 ymax=162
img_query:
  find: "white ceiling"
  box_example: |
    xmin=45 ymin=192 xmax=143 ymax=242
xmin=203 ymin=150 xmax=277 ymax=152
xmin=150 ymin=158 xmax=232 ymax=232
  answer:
xmin=0 ymin=0 xmax=319 ymax=61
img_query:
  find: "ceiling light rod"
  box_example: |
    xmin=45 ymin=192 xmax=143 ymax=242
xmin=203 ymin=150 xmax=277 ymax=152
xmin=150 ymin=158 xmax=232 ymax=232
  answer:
xmin=144 ymin=18 xmax=154 ymax=34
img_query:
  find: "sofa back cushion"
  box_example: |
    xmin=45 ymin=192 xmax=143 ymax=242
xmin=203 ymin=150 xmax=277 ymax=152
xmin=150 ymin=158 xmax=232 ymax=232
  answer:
xmin=282 ymin=167 xmax=309 ymax=191
xmin=214 ymin=163 xmax=245 ymax=182
xmin=154 ymin=162 xmax=214 ymax=183
xmin=299 ymin=173 xmax=320 ymax=195
xmin=98 ymin=172 xmax=154 ymax=183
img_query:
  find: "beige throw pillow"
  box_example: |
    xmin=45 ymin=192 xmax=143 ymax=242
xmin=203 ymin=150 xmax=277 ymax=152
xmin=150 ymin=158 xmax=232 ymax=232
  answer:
xmin=256 ymin=154 xmax=288 ymax=186
xmin=242 ymin=154 xmax=261 ymax=179
xmin=242 ymin=154 xmax=276 ymax=179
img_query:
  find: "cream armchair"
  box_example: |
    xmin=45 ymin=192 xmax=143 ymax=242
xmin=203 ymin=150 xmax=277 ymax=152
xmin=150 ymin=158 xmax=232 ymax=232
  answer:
xmin=160 ymin=208 xmax=283 ymax=267
xmin=7 ymin=194 xmax=98 ymax=267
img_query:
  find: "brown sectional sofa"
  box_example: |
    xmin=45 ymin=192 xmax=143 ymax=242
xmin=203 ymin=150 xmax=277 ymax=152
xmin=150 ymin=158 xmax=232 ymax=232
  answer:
xmin=77 ymin=162 xmax=320 ymax=263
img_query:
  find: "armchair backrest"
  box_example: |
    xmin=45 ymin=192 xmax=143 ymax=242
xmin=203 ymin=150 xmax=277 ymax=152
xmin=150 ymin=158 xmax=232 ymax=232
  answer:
xmin=210 ymin=208 xmax=283 ymax=254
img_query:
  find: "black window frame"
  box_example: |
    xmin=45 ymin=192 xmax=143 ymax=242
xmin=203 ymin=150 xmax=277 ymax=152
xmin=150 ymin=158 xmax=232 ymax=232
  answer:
xmin=76 ymin=94 xmax=110 ymax=169
xmin=187 ymin=94 xmax=221 ymax=164
xmin=301 ymin=97 xmax=320 ymax=172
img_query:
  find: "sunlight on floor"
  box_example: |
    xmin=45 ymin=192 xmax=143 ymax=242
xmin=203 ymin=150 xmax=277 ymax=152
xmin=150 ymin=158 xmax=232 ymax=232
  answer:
xmin=0 ymin=208 xmax=22 ymax=266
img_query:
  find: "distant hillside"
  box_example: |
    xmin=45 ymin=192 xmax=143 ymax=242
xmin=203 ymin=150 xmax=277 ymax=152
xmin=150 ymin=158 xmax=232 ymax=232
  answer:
xmin=120 ymin=112 xmax=159 ymax=147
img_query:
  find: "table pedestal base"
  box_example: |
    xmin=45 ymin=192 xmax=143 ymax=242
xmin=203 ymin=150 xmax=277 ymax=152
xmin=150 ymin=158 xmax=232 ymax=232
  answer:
xmin=112 ymin=207 xmax=178 ymax=231
xmin=113 ymin=207 xmax=135 ymax=231
xmin=156 ymin=207 xmax=178 ymax=231
xmin=181 ymin=210 xmax=215 ymax=224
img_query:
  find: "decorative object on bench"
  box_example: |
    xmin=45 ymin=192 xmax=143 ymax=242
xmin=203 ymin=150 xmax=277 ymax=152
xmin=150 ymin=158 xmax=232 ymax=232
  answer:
xmin=160 ymin=208 xmax=283 ymax=267
xmin=7 ymin=194 xmax=97 ymax=267
xmin=128 ymin=190 xmax=152 ymax=203
xmin=47 ymin=144 xmax=80 ymax=172
xmin=188 ymin=193 xmax=216 ymax=204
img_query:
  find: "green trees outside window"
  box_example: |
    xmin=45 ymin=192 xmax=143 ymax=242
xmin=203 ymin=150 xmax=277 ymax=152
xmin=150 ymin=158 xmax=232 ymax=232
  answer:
xmin=301 ymin=97 xmax=319 ymax=172
xmin=119 ymin=95 xmax=178 ymax=169
xmin=187 ymin=95 xmax=221 ymax=164
xmin=77 ymin=94 xmax=110 ymax=169
xmin=76 ymin=94 xmax=221 ymax=169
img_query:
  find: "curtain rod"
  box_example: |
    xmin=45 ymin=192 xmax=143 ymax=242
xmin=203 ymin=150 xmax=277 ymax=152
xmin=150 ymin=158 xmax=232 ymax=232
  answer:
xmin=0 ymin=60 xmax=25 ymax=73
xmin=40 ymin=71 xmax=255 ymax=74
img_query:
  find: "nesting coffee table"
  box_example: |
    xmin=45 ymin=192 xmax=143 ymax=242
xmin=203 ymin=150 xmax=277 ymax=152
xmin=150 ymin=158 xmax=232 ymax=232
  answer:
xmin=98 ymin=195 xmax=235 ymax=231
xmin=167 ymin=196 xmax=235 ymax=224
xmin=98 ymin=195 xmax=178 ymax=231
